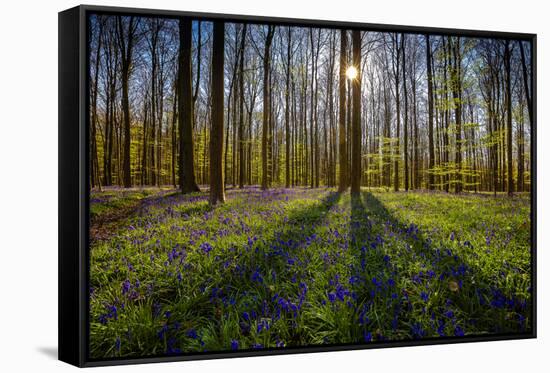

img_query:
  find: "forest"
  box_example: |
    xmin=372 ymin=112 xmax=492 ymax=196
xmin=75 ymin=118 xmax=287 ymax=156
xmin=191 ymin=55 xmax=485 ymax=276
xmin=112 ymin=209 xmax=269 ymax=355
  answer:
xmin=88 ymin=14 xmax=532 ymax=358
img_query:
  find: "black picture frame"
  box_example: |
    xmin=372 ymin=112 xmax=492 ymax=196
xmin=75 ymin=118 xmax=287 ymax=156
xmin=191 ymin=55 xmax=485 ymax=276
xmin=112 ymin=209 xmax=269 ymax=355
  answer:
xmin=59 ymin=4 xmax=537 ymax=367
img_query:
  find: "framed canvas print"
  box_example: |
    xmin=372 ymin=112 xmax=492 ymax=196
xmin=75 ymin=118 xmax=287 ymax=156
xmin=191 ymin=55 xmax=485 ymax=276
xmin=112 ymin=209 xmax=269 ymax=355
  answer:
xmin=58 ymin=4 xmax=536 ymax=367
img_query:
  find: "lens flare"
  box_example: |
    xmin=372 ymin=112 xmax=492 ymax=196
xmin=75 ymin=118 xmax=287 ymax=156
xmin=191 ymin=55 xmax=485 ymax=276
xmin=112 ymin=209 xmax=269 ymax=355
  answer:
xmin=346 ymin=66 xmax=358 ymax=80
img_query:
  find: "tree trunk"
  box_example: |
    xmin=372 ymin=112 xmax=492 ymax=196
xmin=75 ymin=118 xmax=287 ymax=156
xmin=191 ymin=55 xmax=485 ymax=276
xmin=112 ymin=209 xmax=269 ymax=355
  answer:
xmin=519 ymin=41 xmax=533 ymax=128
xmin=393 ymin=34 xmax=401 ymax=192
xmin=450 ymin=37 xmax=462 ymax=193
xmin=350 ymin=30 xmax=362 ymax=195
xmin=402 ymin=34 xmax=409 ymax=191
xmin=504 ymin=40 xmax=514 ymax=196
xmin=338 ymin=30 xmax=348 ymax=192
xmin=238 ymin=24 xmax=247 ymax=188
xmin=90 ymin=19 xmax=103 ymax=189
xmin=116 ymin=16 xmax=136 ymax=188
xmin=210 ymin=21 xmax=225 ymax=204
xmin=178 ymin=19 xmax=200 ymax=193
xmin=171 ymin=83 xmax=177 ymax=188
xmin=285 ymin=27 xmax=292 ymax=188
xmin=261 ymin=26 xmax=275 ymax=190
xmin=426 ymin=35 xmax=435 ymax=190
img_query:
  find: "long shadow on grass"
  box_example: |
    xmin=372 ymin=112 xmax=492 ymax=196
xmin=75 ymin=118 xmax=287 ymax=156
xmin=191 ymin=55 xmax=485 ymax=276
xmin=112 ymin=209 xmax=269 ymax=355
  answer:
xmin=347 ymin=191 xmax=485 ymax=340
xmin=202 ymin=190 xmax=342 ymax=345
xmin=242 ymin=190 xmax=342 ymax=285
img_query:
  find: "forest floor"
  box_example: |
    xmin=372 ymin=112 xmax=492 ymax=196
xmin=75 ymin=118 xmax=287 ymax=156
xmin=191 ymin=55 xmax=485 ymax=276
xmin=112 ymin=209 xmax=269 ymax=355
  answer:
xmin=89 ymin=186 xmax=532 ymax=358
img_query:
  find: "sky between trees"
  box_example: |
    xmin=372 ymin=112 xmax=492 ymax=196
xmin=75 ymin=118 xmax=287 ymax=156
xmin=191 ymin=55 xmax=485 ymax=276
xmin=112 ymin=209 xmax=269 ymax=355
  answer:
xmin=88 ymin=14 xmax=533 ymax=203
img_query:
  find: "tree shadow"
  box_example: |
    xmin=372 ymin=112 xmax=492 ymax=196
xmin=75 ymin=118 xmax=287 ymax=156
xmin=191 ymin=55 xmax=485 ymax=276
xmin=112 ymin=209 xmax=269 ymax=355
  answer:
xmin=243 ymin=190 xmax=342 ymax=276
xmin=197 ymin=190 xmax=342 ymax=345
xmin=347 ymin=190 xmax=526 ymax=339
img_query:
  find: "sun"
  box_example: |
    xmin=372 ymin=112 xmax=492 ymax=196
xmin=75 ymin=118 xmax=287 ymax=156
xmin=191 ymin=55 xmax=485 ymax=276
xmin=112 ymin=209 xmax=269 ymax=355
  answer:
xmin=346 ymin=66 xmax=358 ymax=80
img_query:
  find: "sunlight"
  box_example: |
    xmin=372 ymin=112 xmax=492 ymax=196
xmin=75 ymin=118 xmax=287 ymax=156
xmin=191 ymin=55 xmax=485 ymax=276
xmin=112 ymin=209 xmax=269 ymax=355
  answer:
xmin=346 ymin=65 xmax=358 ymax=80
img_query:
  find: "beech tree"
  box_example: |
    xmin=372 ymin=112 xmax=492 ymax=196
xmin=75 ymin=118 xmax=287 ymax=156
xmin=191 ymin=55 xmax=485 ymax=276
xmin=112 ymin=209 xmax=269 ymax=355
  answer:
xmin=261 ymin=26 xmax=275 ymax=190
xmin=178 ymin=18 xmax=200 ymax=193
xmin=338 ymin=29 xmax=348 ymax=192
xmin=115 ymin=16 xmax=138 ymax=188
xmin=350 ymin=30 xmax=362 ymax=195
xmin=209 ymin=21 xmax=225 ymax=204
xmin=88 ymin=16 xmax=531 ymax=198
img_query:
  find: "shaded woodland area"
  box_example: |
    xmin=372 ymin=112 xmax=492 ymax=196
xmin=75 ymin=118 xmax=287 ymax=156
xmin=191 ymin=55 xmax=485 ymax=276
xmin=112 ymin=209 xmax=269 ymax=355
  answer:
xmin=89 ymin=15 xmax=533 ymax=202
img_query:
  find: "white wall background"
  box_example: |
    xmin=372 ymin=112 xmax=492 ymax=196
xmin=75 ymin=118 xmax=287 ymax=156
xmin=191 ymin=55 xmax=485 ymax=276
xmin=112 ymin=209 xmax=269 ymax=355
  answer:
xmin=0 ymin=0 xmax=546 ymax=371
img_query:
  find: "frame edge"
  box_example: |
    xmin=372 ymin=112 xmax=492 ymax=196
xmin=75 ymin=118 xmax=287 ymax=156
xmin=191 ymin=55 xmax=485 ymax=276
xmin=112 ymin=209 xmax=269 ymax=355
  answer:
xmin=58 ymin=5 xmax=85 ymax=368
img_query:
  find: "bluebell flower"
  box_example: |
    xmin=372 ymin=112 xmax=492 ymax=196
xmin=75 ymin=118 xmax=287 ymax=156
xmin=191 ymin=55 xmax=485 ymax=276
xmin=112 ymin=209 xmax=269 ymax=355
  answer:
xmin=437 ymin=320 xmax=446 ymax=336
xmin=363 ymin=331 xmax=373 ymax=342
xmin=444 ymin=310 xmax=454 ymax=319
xmin=420 ymin=291 xmax=429 ymax=302
xmin=349 ymin=276 xmax=361 ymax=285
xmin=411 ymin=323 xmax=426 ymax=339
xmin=98 ymin=314 xmax=108 ymax=325
xmin=251 ymin=269 xmax=264 ymax=283
xmin=392 ymin=316 xmax=398 ymax=331
xmin=490 ymin=288 xmax=507 ymax=309
xmin=230 ymin=340 xmax=239 ymax=350
xmin=166 ymin=337 xmax=181 ymax=354
xmin=372 ymin=277 xmax=382 ymax=287
xmin=108 ymin=304 xmax=118 ymax=320
xmin=121 ymin=280 xmax=131 ymax=295
xmin=239 ymin=321 xmax=251 ymax=335
xmin=157 ymin=324 xmax=169 ymax=340
xmin=186 ymin=328 xmax=198 ymax=339
xmin=200 ymin=242 xmax=213 ymax=255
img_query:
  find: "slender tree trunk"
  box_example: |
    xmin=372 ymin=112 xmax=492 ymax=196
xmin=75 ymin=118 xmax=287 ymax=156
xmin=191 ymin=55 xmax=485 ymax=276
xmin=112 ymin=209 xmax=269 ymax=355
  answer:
xmin=261 ymin=26 xmax=275 ymax=190
xmin=505 ymin=40 xmax=514 ymax=196
xmin=141 ymin=99 xmax=148 ymax=185
xmin=90 ymin=20 xmax=103 ymax=189
xmin=171 ymin=85 xmax=177 ymax=187
xmin=410 ymin=59 xmax=419 ymax=190
xmin=426 ymin=35 xmax=435 ymax=190
xmin=338 ymin=30 xmax=348 ymax=192
xmin=285 ymin=27 xmax=292 ymax=188
xmin=328 ymin=32 xmax=337 ymax=187
xmin=519 ymin=41 xmax=533 ymax=128
xmin=517 ymin=99 xmax=525 ymax=192
xmin=238 ymin=25 xmax=247 ymax=188
xmin=178 ymin=18 xmax=200 ymax=193
xmin=150 ymin=21 xmax=158 ymax=186
xmin=402 ymin=34 xmax=409 ymax=191
xmin=450 ymin=37 xmax=462 ymax=193
xmin=116 ymin=16 xmax=136 ymax=188
xmin=350 ymin=30 xmax=362 ymax=195
xmin=393 ymin=34 xmax=401 ymax=192
xmin=210 ymin=21 xmax=225 ymax=204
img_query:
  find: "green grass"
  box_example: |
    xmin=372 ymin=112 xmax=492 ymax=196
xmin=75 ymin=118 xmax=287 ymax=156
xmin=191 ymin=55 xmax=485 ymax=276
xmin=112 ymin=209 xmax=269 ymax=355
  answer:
xmin=89 ymin=187 xmax=532 ymax=358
